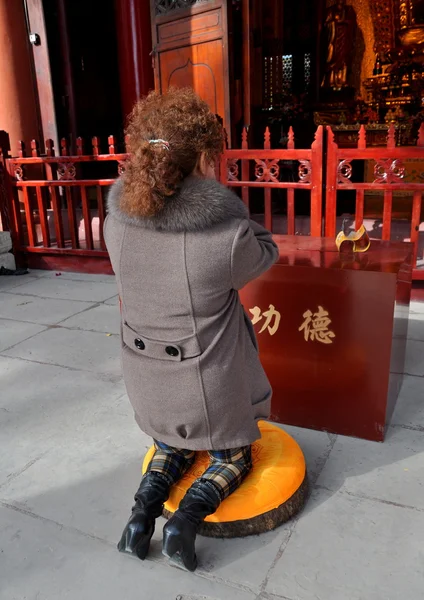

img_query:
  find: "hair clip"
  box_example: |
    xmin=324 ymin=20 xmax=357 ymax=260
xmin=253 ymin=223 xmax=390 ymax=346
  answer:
xmin=149 ymin=139 xmax=170 ymax=151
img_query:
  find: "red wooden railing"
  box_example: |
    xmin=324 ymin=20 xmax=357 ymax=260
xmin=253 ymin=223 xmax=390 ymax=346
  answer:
xmin=220 ymin=126 xmax=324 ymax=237
xmin=0 ymin=134 xmax=130 ymax=273
xmin=326 ymin=123 xmax=424 ymax=280
xmin=1 ymin=124 xmax=423 ymax=279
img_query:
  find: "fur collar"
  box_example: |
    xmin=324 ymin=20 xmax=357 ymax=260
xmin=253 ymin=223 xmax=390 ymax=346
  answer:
xmin=107 ymin=176 xmax=248 ymax=232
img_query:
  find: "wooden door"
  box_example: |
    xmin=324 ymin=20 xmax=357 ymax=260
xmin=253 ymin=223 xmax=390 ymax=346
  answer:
xmin=150 ymin=0 xmax=231 ymax=144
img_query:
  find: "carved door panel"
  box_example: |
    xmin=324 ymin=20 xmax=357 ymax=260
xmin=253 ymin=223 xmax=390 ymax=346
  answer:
xmin=150 ymin=0 xmax=231 ymax=144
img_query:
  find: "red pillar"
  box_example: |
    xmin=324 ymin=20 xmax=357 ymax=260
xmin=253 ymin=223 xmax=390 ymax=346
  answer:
xmin=115 ymin=0 xmax=155 ymax=120
xmin=0 ymin=0 xmax=41 ymax=151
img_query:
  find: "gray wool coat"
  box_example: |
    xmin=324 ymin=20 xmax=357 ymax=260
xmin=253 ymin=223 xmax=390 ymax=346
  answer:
xmin=104 ymin=176 xmax=279 ymax=450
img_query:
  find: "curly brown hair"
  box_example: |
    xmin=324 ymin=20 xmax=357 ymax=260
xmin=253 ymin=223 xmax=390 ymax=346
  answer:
xmin=121 ymin=88 xmax=224 ymax=218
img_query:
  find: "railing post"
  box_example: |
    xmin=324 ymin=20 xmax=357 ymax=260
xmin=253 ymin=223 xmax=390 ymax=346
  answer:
xmin=325 ymin=126 xmax=338 ymax=238
xmin=0 ymin=131 xmax=12 ymax=233
xmin=310 ymin=125 xmax=324 ymax=237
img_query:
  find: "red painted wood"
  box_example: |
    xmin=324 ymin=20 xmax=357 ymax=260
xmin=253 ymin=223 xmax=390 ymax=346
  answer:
xmin=382 ymin=191 xmax=393 ymax=241
xmin=310 ymin=127 xmax=324 ymax=237
xmin=5 ymin=154 xmax=128 ymax=164
xmin=49 ymin=186 xmax=65 ymax=248
xmin=76 ymin=138 xmax=84 ymax=156
xmin=97 ymin=186 xmax=106 ymax=251
xmin=15 ymin=180 xmax=116 ymax=187
xmin=151 ymin=0 xmax=231 ymax=145
xmin=263 ymin=127 xmax=272 ymax=232
xmin=80 ymin=186 xmax=94 ymax=250
xmin=325 ymin=127 xmax=338 ymax=238
xmin=387 ymin=124 xmax=396 ymax=149
xmin=355 ymin=189 xmax=364 ymax=230
xmin=36 ymin=186 xmax=50 ymax=247
xmin=25 ymin=0 xmax=58 ymax=149
xmin=115 ymin=0 xmax=153 ymax=119
xmin=66 ymin=187 xmax=78 ymax=249
xmin=287 ymin=189 xmax=295 ymax=235
xmin=18 ymin=141 xmax=26 ymax=158
xmin=26 ymin=253 xmax=113 ymax=275
xmin=358 ymin=125 xmax=366 ymax=150
xmin=31 ymin=140 xmax=40 ymax=157
xmin=11 ymin=190 xmax=24 ymax=247
xmin=241 ymin=127 xmax=249 ymax=209
xmin=327 ymin=125 xmax=424 ymax=279
xmin=60 ymin=138 xmax=69 ymax=156
xmin=240 ymin=236 xmax=412 ymax=441
xmin=22 ymin=187 xmax=37 ymax=247
xmin=287 ymin=127 xmax=295 ymax=235
xmin=92 ymin=137 xmax=100 ymax=156
xmin=410 ymin=192 xmax=422 ymax=269
xmin=242 ymin=0 xmax=251 ymax=129
xmin=45 ymin=139 xmax=55 ymax=157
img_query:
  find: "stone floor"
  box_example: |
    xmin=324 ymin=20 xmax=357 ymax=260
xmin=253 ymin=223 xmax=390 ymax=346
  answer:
xmin=0 ymin=270 xmax=423 ymax=600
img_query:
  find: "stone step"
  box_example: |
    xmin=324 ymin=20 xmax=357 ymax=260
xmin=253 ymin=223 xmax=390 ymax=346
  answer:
xmin=0 ymin=231 xmax=12 ymax=254
xmin=0 ymin=252 xmax=16 ymax=270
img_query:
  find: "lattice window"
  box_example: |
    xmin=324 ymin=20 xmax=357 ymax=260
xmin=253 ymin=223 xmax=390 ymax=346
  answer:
xmin=155 ymin=0 xmax=211 ymax=15
xmin=263 ymin=53 xmax=293 ymax=110
xmin=282 ymin=54 xmax=293 ymax=94
xmin=304 ymin=53 xmax=311 ymax=89
xmin=264 ymin=56 xmax=270 ymax=109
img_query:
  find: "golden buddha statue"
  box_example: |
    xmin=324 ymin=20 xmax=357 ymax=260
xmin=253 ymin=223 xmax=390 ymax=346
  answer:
xmin=321 ymin=0 xmax=358 ymax=90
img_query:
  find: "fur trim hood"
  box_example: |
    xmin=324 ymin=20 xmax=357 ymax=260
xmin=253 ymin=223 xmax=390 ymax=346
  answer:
xmin=107 ymin=176 xmax=248 ymax=233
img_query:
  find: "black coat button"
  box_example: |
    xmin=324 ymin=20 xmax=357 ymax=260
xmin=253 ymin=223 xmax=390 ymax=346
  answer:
xmin=165 ymin=346 xmax=179 ymax=357
xmin=134 ymin=338 xmax=145 ymax=350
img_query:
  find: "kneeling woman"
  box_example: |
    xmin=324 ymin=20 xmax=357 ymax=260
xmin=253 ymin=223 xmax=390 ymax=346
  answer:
xmin=105 ymin=88 xmax=278 ymax=571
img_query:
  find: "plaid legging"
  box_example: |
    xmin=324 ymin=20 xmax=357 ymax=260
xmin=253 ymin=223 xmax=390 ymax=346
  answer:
xmin=146 ymin=440 xmax=252 ymax=501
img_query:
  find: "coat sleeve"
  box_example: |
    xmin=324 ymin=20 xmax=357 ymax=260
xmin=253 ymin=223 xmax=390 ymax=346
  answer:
xmin=230 ymin=219 xmax=279 ymax=290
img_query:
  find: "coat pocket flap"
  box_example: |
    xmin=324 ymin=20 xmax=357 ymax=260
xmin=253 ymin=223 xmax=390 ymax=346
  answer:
xmin=122 ymin=322 xmax=201 ymax=362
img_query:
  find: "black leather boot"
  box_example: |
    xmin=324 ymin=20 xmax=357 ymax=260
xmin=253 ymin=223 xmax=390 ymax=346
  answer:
xmin=162 ymin=479 xmax=221 ymax=572
xmin=118 ymin=472 xmax=170 ymax=560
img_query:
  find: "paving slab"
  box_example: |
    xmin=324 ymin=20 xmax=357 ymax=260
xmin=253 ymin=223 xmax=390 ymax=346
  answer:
xmin=60 ymin=303 xmax=120 ymax=334
xmin=392 ymin=374 xmax=424 ymax=429
xmin=4 ymin=327 xmax=121 ymax=376
xmin=0 ymin=292 xmax=95 ymax=325
xmin=9 ymin=276 xmax=117 ymax=302
xmin=408 ymin=312 xmax=424 ymax=341
xmin=0 ymin=378 xmax=291 ymax=593
xmin=0 ymin=274 xmax=38 ymax=292
xmin=193 ymin=525 xmax=291 ymax=591
xmin=316 ymin=426 xmax=424 ymax=509
xmin=266 ymin=488 xmax=424 ymax=600
xmin=410 ymin=300 xmax=424 ymax=314
xmin=104 ymin=294 xmax=119 ymax=306
xmin=30 ymin=269 xmax=115 ymax=284
xmin=404 ymin=339 xmax=424 ymax=376
xmin=276 ymin=424 xmax=336 ymax=484
xmin=0 ymin=356 xmax=125 ymax=486
xmin=0 ymin=408 xmax=149 ymax=542
xmin=0 ymin=505 xmax=256 ymax=600
xmin=0 ymin=318 xmax=46 ymax=352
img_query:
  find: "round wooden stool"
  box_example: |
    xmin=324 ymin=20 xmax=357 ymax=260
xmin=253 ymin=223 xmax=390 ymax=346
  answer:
xmin=142 ymin=421 xmax=307 ymax=538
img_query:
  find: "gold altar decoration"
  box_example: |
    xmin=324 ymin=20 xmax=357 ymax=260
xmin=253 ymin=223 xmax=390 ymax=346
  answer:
xmin=336 ymin=224 xmax=371 ymax=252
xmin=398 ymin=0 xmax=424 ymax=51
xmin=368 ymin=0 xmax=397 ymax=57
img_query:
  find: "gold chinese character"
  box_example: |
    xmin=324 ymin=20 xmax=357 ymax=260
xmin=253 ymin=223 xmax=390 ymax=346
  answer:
xmin=249 ymin=304 xmax=281 ymax=336
xmin=299 ymin=306 xmax=335 ymax=344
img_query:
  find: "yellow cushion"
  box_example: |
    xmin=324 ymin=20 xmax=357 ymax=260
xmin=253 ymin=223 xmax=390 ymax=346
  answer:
xmin=142 ymin=421 xmax=306 ymax=523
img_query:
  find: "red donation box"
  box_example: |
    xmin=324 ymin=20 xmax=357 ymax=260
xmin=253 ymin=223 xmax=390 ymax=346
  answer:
xmin=240 ymin=236 xmax=413 ymax=442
